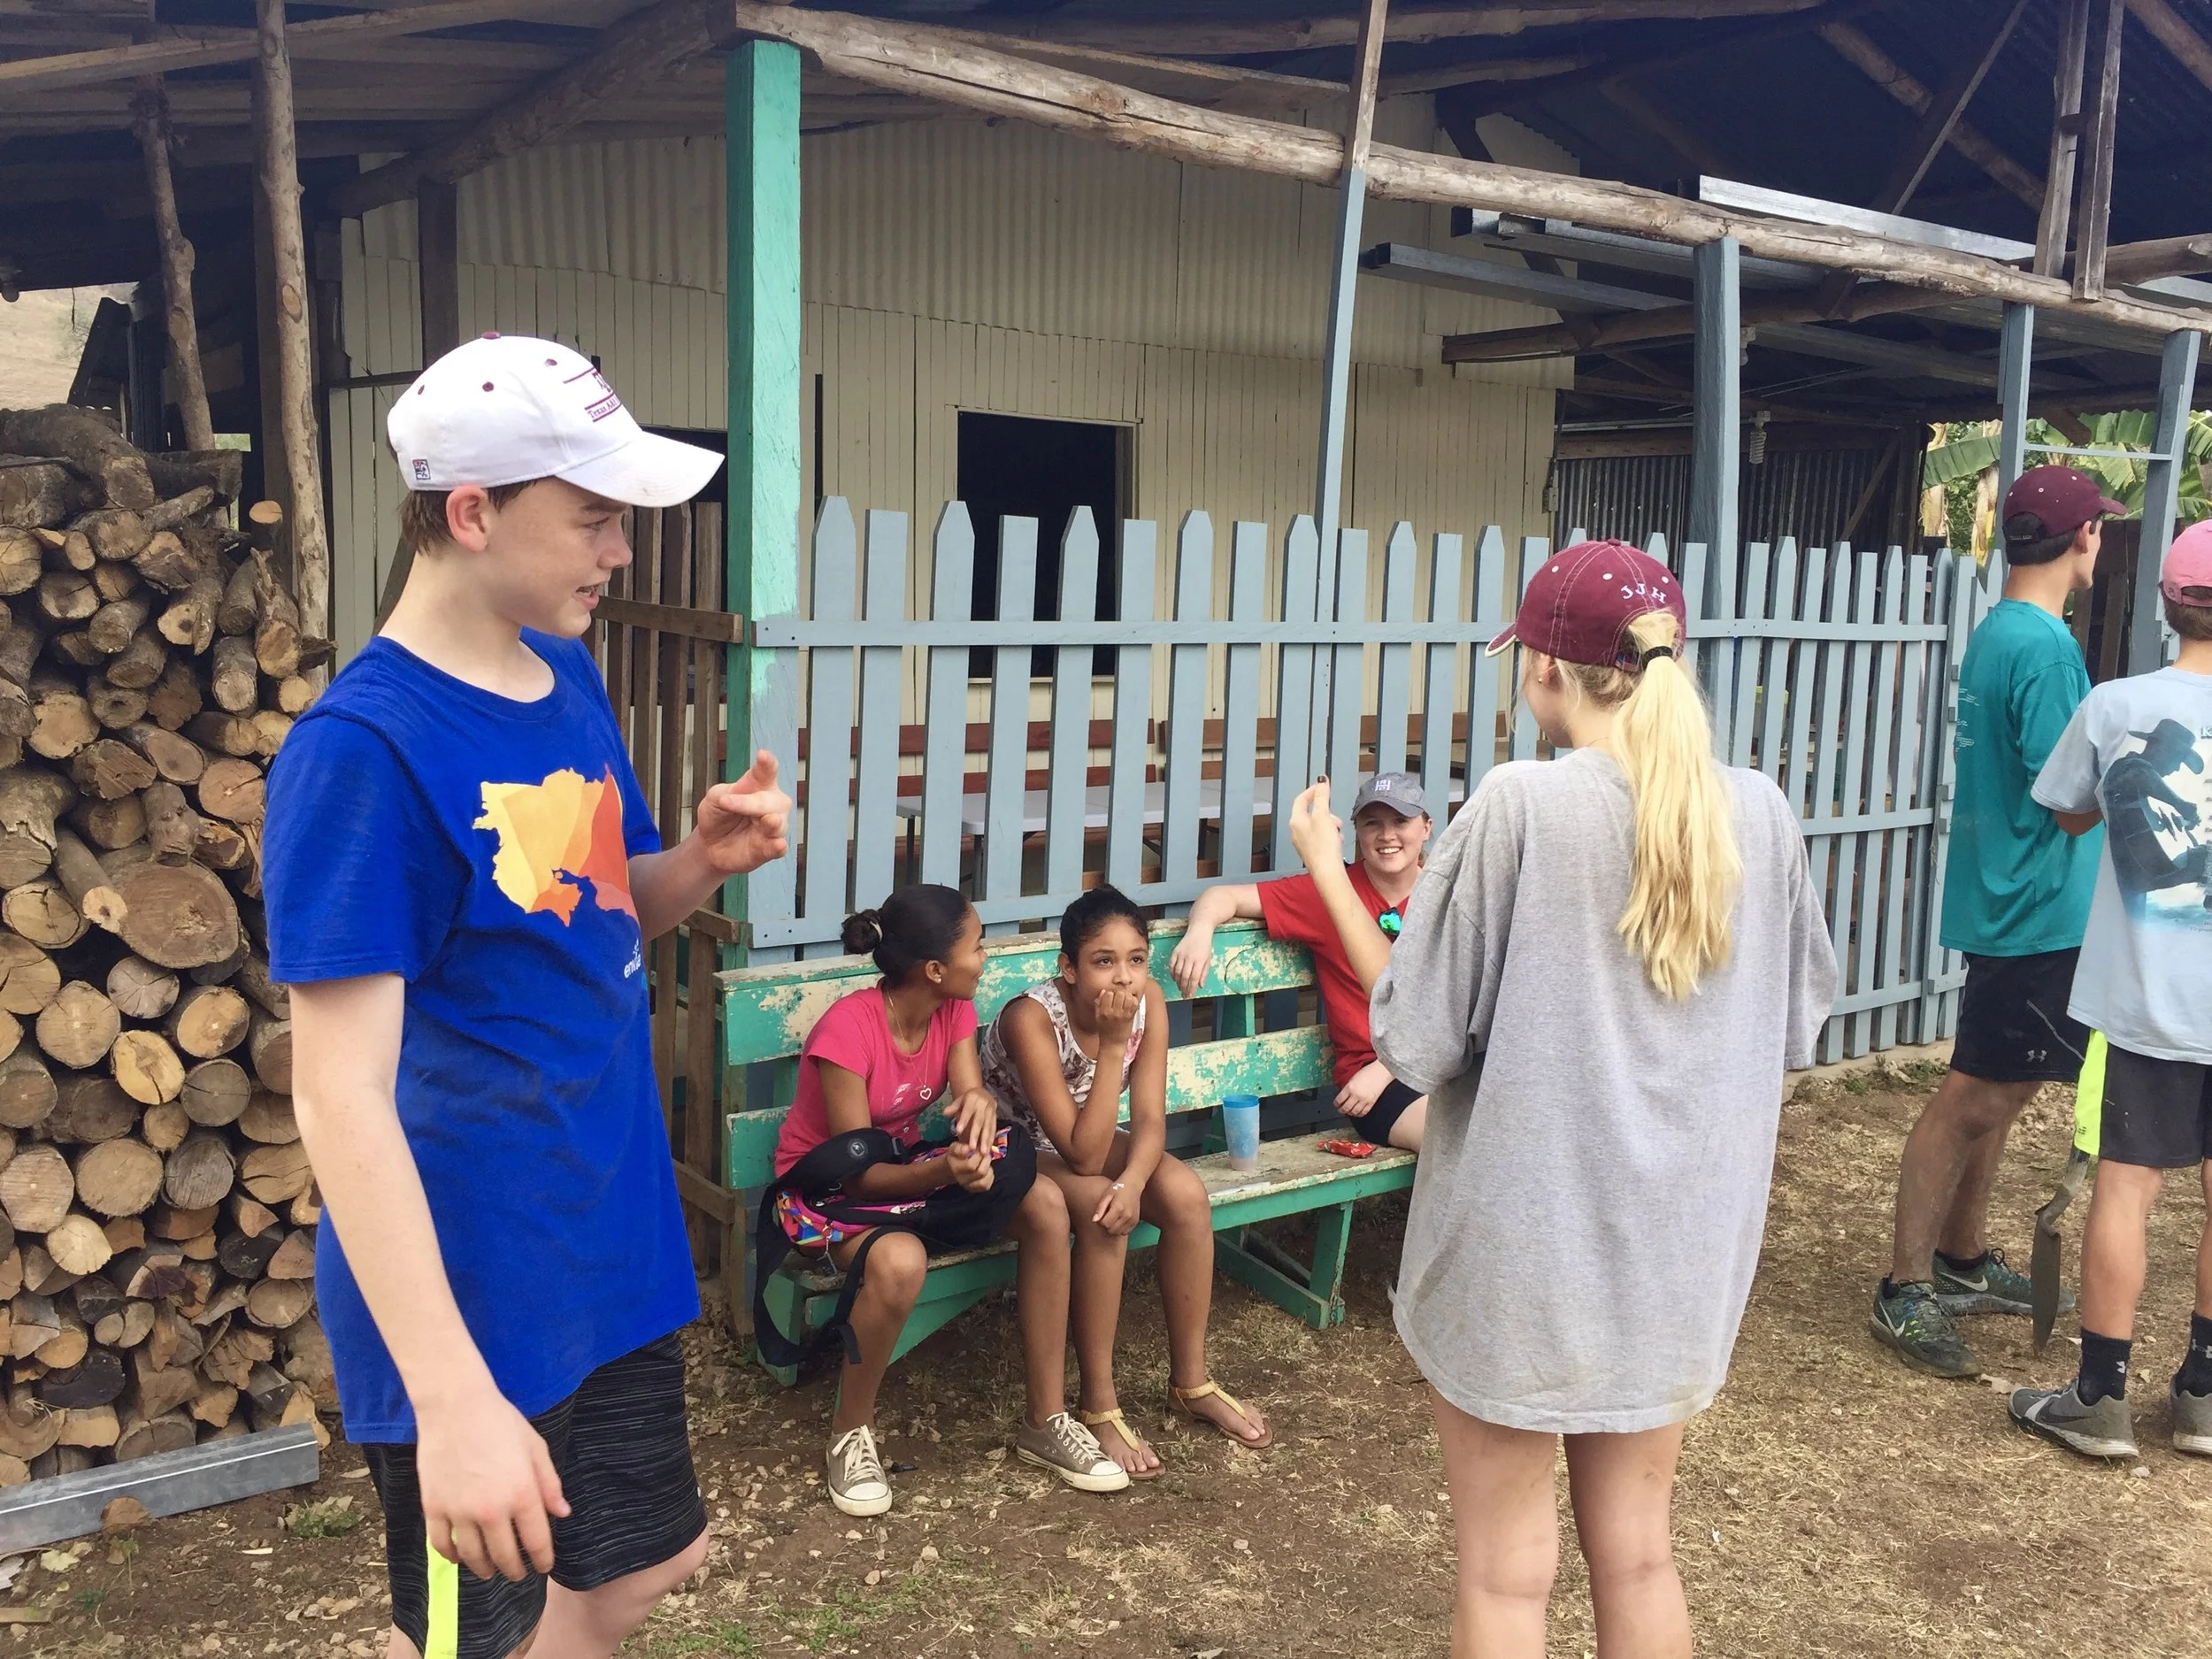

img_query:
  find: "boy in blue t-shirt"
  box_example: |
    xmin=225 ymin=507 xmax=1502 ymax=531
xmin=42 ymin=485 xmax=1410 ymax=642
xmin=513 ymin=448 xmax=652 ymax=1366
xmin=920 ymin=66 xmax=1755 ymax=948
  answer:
xmin=1873 ymin=466 xmax=2113 ymax=1379
xmin=2011 ymin=523 xmax=2212 ymax=1461
xmin=264 ymin=335 xmax=790 ymax=1659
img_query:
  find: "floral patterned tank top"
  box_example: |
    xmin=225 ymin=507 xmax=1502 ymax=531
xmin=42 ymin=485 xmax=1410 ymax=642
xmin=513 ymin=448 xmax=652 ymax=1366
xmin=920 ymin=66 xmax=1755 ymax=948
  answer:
xmin=979 ymin=979 xmax=1148 ymax=1141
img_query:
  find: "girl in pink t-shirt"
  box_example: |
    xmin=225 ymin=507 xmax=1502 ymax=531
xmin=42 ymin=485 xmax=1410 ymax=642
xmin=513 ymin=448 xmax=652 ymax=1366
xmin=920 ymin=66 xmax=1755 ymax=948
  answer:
xmin=772 ymin=885 xmax=1124 ymax=1516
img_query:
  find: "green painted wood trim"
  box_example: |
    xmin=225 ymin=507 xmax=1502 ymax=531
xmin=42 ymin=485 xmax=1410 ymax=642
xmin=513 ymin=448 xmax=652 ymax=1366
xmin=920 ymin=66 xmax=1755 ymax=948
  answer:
xmin=721 ymin=918 xmax=1313 ymax=1064
xmin=723 ymin=38 xmax=803 ymax=957
xmin=1217 ymin=1233 xmax=1341 ymax=1328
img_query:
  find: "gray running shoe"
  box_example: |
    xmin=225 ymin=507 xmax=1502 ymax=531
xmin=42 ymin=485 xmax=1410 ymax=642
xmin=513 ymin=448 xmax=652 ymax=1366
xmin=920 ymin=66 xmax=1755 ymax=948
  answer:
xmin=2173 ymin=1381 xmax=2212 ymax=1457
xmin=2010 ymin=1382 xmax=2138 ymax=1460
xmin=1935 ymin=1248 xmax=2072 ymax=1317
xmin=1870 ymin=1279 xmax=1979 ymax=1378
xmin=1015 ymin=1412 xmax=1131 ymax=1494
xmin=826 ymin=1425 xmax=893 ymax=1517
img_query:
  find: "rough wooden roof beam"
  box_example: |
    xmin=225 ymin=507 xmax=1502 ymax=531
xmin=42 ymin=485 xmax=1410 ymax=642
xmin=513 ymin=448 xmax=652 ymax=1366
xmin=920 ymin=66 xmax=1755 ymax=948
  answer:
xmin=2125 ymin=0 xmax=2212 ymax=93
xmin=0 ymin=0 xmax=614 ymax=95
xmin=994 ymin=0 xmax=1822 ymax=58
xmin=723 ymin=3 xmax=2211 ymax=340
xmin=326 ymin=0 xmax=722 ymax=218
xmin=1816 ymin=19 xmax=2044 ymax=210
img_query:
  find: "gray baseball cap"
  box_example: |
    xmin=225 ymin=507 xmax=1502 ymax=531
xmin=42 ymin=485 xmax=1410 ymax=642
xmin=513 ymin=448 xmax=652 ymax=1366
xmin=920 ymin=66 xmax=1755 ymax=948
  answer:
xmin=1352 ymin=772 xmax=1429 ymax=819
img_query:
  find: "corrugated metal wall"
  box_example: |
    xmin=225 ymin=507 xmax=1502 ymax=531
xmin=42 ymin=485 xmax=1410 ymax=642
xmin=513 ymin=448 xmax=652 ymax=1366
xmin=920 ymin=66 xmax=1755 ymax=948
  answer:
xmin=328 ymin=105 xmax=1571 ymax=661
xmin=1551 ymin=443 xmax=1923 ymax=557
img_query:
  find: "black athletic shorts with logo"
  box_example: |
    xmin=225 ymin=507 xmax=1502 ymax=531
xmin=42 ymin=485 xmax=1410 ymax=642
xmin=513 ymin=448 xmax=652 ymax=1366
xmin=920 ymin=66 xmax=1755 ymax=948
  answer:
xmin=1950 ymin=949 xmax=2093 ymax=1084
xmin=2100 ymin=1043 xmax=2212 ymax=1169
xmin=1345 ymin=1077 xmax=1422 ymax=1148
xmin=363 ymin=1334 xmax=705 ymax=1659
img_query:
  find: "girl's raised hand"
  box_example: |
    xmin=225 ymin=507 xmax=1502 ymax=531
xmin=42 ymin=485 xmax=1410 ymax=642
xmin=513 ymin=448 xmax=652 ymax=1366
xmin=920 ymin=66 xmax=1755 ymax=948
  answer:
xmin=1094 ymin=984 xmax=1141 ymax=1041
xmin=1286 ymin=779 xmax=1343 ymax=873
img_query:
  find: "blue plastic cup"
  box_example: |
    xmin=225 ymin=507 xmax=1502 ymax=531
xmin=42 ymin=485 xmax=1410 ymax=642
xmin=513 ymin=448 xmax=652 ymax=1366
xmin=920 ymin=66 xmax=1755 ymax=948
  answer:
xmin=1222 ymin=1094 xmax=1262 ymax=1171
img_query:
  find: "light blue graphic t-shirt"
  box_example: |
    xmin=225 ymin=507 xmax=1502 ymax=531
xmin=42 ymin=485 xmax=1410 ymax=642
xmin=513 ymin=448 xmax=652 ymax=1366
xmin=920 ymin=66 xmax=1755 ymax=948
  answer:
xmin=2032 ymin=666 xmax=2212 ymax=1063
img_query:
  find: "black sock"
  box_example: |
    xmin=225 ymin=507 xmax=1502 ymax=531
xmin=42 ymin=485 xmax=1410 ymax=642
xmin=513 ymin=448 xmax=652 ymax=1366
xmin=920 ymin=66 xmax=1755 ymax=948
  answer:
xmin=2178 ymin=1314 xmax=2212 ymax=1397
xmin=1934 ymin=1248 xmax=1990 ymax=1276
xmin=1880 ymin=1276 xmax=1931 ymax=1299
xmin=2078 ymin=1330 xmax=2132 ymax=1405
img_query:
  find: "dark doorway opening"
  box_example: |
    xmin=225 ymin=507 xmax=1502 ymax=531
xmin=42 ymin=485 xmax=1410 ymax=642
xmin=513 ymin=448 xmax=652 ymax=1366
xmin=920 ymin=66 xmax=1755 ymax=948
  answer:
xmin=956 ymin=411 xmax=1126 ymax=677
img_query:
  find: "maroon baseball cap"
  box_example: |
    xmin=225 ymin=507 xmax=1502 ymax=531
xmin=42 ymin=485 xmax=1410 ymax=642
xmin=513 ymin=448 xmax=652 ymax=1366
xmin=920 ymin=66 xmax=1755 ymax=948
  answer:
xmin=1485 ymin=539 xmax=1689 ymax=669
xmin=2001 ymin=465 xmax=2124 ymax=546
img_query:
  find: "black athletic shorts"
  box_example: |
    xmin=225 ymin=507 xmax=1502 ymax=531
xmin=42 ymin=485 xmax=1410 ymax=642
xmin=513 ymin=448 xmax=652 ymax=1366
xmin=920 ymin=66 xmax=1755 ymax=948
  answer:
xmin=2099 ymin=1043 xmax=2212 ymax=1169
xmin=1345 ymin=1077 xmax=1422 ymax=1148
xmin=363 ymin=1334 xmax=705 ymax=1659
xmin=1950 ymin=949 xmax=2093 ymax=1084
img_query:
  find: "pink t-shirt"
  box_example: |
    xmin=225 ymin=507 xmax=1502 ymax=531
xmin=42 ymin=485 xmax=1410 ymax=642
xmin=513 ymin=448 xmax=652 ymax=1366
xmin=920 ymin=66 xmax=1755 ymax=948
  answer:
xmin=772 ymin=987 xmax=979 ymax=1177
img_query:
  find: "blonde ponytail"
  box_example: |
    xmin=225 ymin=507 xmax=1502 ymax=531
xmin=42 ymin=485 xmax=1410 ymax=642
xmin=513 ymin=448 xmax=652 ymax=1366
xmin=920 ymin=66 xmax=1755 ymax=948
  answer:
xmin=1559 ymin=611 xmax=1741 ymax=1001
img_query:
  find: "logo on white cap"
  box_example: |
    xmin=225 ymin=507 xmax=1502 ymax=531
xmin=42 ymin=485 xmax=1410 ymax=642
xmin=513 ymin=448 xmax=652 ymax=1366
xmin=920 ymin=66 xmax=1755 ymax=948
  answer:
xmin=386 ymin=333 xmax=721 ymax=510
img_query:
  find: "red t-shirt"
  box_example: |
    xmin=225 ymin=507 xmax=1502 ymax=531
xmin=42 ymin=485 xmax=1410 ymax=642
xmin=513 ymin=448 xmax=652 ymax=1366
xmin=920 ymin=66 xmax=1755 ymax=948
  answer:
xmin=772 ymin=987 xmax=979 ymax=1176
xmin=1258 ymin=864 xmax=1402 ymax=1086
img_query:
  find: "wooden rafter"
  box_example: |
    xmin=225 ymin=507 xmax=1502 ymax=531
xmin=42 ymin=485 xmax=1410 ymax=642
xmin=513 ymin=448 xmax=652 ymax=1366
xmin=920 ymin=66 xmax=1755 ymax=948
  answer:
xmin=1817 ymin=20 xmax=2042 ymax=210
xmin=1440 ymin=282 xmax=1955 ymax=363
xmin=326 ymin=0 xmax=720 ymax=218
xmin=2126 ymin=0 xmax=2212 ymax=93
xmin=1868 ymin=0 xmax=2028 ymax=214
xmin=2036 ymin=0 xmax=2092 ymax=275
xmin=721 ymin=3 xmax=2210 ymax=340
xmin=0 ymin=0 xmax=609 ymax=95
xmin=991 ymin=0 xmax=1821 ymax=58
xmin=2074 ymin=0 xmax=2126 ymax=299
xmin=2105 ymin=233 xmax=2212 ymax=284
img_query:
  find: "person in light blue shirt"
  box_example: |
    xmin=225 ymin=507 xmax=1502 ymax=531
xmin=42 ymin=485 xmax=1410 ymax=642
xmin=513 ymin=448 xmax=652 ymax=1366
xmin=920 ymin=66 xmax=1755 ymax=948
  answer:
xmin=2010 ymin=522 xmax=2212 ymax=1462
xmin=1873 ymin=466 xmax=2114 ymax=1380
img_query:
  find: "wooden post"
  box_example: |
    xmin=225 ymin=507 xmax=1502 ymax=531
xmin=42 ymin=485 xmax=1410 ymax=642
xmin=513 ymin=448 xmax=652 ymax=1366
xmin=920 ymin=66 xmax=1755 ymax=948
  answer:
xmin=725 ymin=39 xmax=802 ymax=964
xmin=1995 ymin=301 xmax=2035 ymax=594
xmin=2035 ymin=0 xmax=2092 ymax=277
xmin=418 ymin=180 xmax=460 ymax=363
xmin=128 ymin=81 xmax=214 ymax=453
xmin=1311 ymin=0 xmax=1388 ymax=827
xmin=2073 ymin=0 xmax=2126 ymax=300
xmin=250 ymin=0 xmax=329 ymax=660
xmin=1689 ymin=237 xmax=1740 ymax=605
xmin=2133 ymin=328 xmax=2200 ymax=672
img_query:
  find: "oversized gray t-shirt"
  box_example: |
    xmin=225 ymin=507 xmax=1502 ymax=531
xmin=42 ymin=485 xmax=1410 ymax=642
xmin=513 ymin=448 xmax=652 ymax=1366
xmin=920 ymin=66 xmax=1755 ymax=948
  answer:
xmin=1372 ymin=748 xmax=1837 ymax=1434
xmin=2031 ymin=666 xmax=2212 ymax=1063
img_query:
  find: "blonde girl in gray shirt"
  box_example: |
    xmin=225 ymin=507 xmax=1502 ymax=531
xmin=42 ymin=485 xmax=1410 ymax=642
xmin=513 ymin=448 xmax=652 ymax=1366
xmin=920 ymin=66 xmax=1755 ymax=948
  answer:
xmin=1284 ymin=541 xmax=1835 ymax=1659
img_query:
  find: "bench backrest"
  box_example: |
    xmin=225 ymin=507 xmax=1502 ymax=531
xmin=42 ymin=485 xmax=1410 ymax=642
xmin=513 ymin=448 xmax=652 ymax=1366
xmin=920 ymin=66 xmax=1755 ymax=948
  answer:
xmin=721 ymin=918 xmax=1328 ymax=1190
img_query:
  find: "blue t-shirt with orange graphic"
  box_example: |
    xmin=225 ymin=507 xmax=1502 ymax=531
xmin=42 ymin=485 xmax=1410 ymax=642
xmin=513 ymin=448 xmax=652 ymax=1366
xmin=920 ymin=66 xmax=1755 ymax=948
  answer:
xmin=264 ymin=632 xmax=695 ymax=1440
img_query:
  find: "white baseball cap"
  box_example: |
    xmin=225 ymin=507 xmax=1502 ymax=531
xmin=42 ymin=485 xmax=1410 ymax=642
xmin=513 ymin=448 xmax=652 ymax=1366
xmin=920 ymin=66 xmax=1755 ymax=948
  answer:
xmin=386 ymin=333 xmax=722 ymax=508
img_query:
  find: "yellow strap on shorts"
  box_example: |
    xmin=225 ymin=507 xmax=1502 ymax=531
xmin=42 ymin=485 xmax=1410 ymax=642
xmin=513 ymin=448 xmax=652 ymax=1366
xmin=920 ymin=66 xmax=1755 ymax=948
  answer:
xmin=2075 ymin=1031 xmax=2105 ymax=1159
xmin=425 ymin=1536 xmax=460 ymax=1659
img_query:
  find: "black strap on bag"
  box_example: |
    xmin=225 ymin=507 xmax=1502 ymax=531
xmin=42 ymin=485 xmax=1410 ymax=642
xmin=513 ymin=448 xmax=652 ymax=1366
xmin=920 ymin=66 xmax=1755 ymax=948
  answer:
xmin=750 ymin=1124 xmax=1038 ymax=1369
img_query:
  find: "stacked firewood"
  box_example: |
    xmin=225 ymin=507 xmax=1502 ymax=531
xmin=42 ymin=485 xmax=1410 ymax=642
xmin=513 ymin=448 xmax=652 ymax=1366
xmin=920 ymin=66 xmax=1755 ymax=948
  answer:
xmin=0 ymin=405 xmax=331 ymax=1484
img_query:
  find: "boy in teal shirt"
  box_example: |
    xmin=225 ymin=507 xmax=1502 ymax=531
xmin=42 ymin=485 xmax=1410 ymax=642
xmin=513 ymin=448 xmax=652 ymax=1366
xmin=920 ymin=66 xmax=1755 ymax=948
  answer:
xmin=1873 ymin=466 xmax=2114 ymax=1377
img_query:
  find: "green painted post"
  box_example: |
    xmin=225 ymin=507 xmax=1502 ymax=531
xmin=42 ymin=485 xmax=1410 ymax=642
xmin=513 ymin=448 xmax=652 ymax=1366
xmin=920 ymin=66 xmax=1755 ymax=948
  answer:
xmin=725 ymin=38 xmax=803 ymax=966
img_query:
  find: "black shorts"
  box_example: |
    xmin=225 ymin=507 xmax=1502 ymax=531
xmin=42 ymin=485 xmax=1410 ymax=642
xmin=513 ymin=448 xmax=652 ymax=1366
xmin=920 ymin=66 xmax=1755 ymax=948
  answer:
xmin=364 ymin=1334 xmax=705 ymax=1659
xmin=1345 ymin=1077 xmax=1422 ymax=1148
xmin=2099 ymin=1044 xmax=2212 ymax=1169
xmin=1951 ymin=949 xmax=2093 ymax=1085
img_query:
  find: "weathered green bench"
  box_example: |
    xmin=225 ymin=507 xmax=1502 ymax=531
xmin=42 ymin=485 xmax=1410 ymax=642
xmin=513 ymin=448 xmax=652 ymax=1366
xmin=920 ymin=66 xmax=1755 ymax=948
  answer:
xmin=720 ymin=918 xmax=1416 ymax=1382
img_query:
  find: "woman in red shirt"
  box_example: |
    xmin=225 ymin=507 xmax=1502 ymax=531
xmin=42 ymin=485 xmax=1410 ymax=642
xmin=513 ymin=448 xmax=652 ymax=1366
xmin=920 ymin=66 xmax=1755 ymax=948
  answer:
xmin=1169 ymin=772 xmax=1432 ymax=1150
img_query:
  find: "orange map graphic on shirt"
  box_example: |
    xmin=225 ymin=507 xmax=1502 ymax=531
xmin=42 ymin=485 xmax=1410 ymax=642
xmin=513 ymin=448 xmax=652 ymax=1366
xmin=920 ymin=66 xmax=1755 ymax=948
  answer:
xmin=473 ymin=767 xmax=636 ymax=925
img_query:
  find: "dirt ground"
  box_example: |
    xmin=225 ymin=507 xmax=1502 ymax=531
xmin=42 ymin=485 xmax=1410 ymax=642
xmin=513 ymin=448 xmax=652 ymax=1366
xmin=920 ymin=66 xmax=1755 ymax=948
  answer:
xmin=7 ymin=1064 xmax=2211 ymax=1658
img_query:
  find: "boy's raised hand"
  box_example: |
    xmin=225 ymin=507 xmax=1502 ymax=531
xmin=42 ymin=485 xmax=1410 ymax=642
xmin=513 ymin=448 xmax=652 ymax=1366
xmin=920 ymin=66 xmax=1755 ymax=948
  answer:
xmin=416 ymin=1380 xmax=571 ymax=1583
xmin=691 ymin=750 xmax=793 ymax=877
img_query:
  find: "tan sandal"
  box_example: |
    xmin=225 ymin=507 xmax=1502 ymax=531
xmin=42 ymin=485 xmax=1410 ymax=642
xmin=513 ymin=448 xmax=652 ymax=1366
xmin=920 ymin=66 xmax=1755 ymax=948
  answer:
xmin=1168 ymin=1380 xmax=1272 ymax=1450
xmin=1079 ymin=1407 xmax=1162 ymax=1480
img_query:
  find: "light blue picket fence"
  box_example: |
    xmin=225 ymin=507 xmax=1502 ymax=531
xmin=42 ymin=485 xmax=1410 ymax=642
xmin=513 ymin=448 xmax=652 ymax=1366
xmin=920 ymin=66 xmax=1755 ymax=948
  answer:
xmin=732 ymin=497 xmax=1988 ymax=1064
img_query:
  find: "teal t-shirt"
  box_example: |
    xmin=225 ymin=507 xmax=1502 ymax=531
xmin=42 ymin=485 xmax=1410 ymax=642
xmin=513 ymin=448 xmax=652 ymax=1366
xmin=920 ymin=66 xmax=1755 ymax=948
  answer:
xmin=1939 ymin=599 xmax=2101 ymax=956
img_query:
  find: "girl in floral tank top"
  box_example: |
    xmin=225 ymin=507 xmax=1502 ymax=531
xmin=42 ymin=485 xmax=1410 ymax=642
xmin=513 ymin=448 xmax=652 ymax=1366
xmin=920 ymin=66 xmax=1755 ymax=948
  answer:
xmin=979 ymin=886 xmax=1272 ymax=1478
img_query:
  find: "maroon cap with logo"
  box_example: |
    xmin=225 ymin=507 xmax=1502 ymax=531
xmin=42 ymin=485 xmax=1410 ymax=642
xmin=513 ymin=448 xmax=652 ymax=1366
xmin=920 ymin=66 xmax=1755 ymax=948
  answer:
xmin=1485 ymin=539 xmax=1689 ymax=670
xmin=2001 ymin=465 xmax=2125 ymax=546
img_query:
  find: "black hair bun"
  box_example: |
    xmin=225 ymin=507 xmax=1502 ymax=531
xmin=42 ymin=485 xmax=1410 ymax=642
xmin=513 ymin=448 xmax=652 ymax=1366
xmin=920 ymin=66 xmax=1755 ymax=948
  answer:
xmin=840 ymin=910 xmax=885 ymax=955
